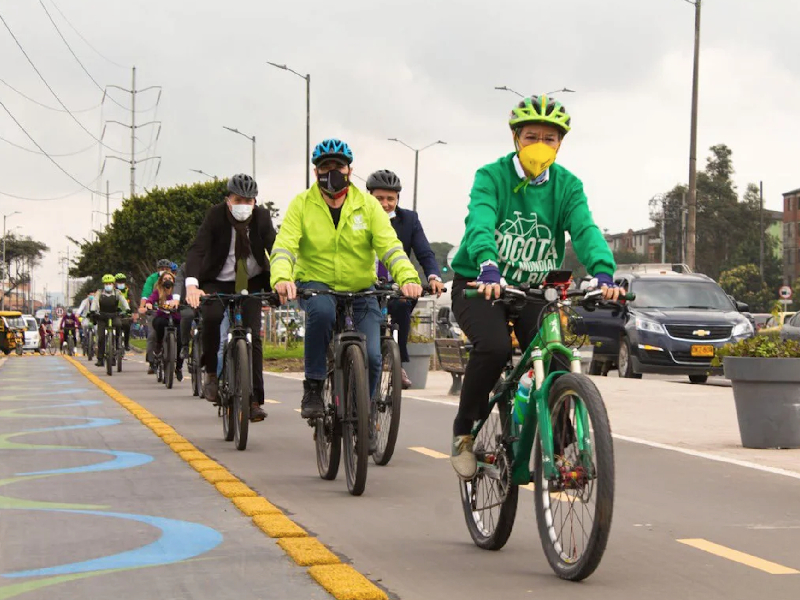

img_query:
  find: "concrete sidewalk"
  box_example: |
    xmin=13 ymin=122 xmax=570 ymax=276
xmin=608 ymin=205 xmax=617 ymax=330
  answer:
xmin=276 ymin=369 xmax=800 ymax=476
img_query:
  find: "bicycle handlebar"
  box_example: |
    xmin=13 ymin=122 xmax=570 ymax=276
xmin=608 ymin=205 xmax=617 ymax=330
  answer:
xmin=199 ymin=291 xmax=281 ymax=307
xmin=297 ymin=284 xmax=444 ymax=301
xmin=462 ymin=286 xmax=635 ymax=308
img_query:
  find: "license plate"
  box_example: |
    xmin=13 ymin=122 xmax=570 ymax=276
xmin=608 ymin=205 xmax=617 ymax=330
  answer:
xmin=691 ymin=345 xmax=715 ymax=357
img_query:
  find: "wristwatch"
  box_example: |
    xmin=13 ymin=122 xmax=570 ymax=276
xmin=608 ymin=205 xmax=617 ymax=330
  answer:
xmin=428 ymin=275 xmax=443 ymax=283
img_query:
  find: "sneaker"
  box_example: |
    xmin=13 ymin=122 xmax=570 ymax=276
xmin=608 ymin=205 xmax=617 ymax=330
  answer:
xmin=300 ymin=379 xmax=325 ymax=419
xmin=450 ymin=434 xmax=477 ymax=480
xmin=204 ymin=374 xmax=219 ymax=404
xmin=250 ymin=402 xmax=267 ymax=422
xmin=95 ymin=359 xmax=104 ymax=367
xmin=180 ymin=346 xmax=189 ymax=361
xmin=147 ymin=366 xmax=155 ymax=375
xmin=401 ymin=368 xmax=412 ymax=390
xmin=175 ymin=368 xmax=184 ymax=382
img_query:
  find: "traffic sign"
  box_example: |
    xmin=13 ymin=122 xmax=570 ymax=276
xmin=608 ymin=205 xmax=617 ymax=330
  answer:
xmin=779 ymin=285 xmax=793 ymax=300
xmin=55 ymin=307 xmax=64 ymax=317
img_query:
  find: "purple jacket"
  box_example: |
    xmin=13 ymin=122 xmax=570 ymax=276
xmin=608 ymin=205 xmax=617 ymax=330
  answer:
xmin=146 ymin=291 xmax=181 ymax=321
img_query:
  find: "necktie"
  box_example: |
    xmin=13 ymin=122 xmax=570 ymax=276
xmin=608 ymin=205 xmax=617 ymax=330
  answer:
xmin=235 ymin=258 xmax=249 ymax=293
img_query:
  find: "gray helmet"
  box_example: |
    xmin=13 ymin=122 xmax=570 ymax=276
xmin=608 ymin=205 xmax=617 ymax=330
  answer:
xmin=227 ymin=173 xmax=258 ymax=199
xmin=366 ymin=170 xmax=402 ymax=193
xmin=157 ymin=258 xmax=171 ymax=269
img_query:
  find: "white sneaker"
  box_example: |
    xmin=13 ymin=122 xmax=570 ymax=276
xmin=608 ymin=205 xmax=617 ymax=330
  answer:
xmin=450 ymin=434 xmax=477 ymax=480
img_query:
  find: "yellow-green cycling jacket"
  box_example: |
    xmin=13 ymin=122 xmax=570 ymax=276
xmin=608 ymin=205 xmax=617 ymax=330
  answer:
xmin=270 ymin=184 xmax=420 ymax=291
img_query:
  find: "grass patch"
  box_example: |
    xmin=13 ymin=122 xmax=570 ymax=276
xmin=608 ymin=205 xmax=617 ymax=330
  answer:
xmin=263 ymin=342 xmax=304 ymax=360
xmin=130 ymin=339 xmax=147 ymax=351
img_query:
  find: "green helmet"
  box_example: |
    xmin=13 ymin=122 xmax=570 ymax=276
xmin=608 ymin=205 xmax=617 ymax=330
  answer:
xmin=102 ymin=274 xmax=115 ymax=284
xmin=508 ymin=94 xmax=572 ymax=134
xmin=114 ymin=272 xmax=127 ymax=282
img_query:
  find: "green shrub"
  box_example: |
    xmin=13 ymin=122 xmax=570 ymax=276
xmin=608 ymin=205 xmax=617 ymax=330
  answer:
xmin=712 ymin=336 xmax=800 ymax=366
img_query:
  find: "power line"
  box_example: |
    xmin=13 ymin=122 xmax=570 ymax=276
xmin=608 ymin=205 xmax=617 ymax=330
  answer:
xmin=0 ymin=12 xmax=127 ymax=154
xmin=0 ymin=98 xmax=100 ymax=194
xmin=0 ymin=172 xmax=108 ymax=201
xmin=48 ymin=0 xmax=127 ymax=70
xmin=38 ymin=0 xmax=128 ymax=110
xmin=0 ymin=77 xmax=101 ymax=113
xmin=0 ymin=134 xmax=97 ymax=157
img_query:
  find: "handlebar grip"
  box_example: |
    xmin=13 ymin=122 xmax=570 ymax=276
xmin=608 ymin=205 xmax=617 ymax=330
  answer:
xmin=463 ymin=289 xmax=481 ymax=299
xmin=623 ymin=292 xmax=636 ymax=302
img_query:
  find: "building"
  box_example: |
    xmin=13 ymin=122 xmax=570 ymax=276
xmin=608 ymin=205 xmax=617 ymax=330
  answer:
xmin=765 ymin=209 xmax=784 ymax=260
xmin=604 ymin=227 xmax=660 ymax=261
xmin=783 ymin=188 xmax=800 ymax=285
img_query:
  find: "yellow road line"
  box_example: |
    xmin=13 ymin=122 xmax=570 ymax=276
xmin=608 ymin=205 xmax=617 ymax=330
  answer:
xmin=63 ymin=355 xmax=389 ymax=600
xmin=409 ymin=446 xmax=449 ymax=459
xmin=677 ymin=538 xmax=800 ymax=575
xmin=264 ymin=399 xmax=281 ymax=404
xmin=293 ymin=408 xmax=302 ymax=413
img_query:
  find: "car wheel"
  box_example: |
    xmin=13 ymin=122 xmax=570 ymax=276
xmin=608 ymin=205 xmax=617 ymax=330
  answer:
xmin=689 ymin=375 xmax=708 ymax=384
xmin=617 ymin=337 xmax=642 ymax=379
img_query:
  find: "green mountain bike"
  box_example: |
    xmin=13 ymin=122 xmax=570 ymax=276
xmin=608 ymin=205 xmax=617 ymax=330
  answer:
xmin=459 ymin=274 xmax=633 ymax=581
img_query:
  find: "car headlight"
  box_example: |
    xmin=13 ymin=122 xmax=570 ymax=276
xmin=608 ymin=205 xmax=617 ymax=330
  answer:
xmin=732 ymin=320 xmax=753 ymax=337
xmin=635 ymin=317 xmax=666 ymax=334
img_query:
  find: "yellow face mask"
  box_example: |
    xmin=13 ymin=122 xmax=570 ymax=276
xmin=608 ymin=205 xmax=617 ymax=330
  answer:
xmin=518 ymin=142 xmax=558 ymax=178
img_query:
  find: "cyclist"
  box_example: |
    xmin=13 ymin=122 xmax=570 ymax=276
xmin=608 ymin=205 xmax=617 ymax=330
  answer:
xmin=447 ymin=94 xmax=622 ymax=480
xmin=139 ymin=259 xmax=172 ymax=373
xmin=366 ymin=169 xmax=444 ymax=388
xmin=59 ymin=308 xmax=81 ymax=353
xmin=92 ymin=273 xmax=131 ymax=367
xmin=185 ymin=174 xmax=276 ymax=423
xmin=38 ymin=314 xmax=54 ymax=353
xmin=270 ymin=139 xmax=423 ymax=439
xmin=145 ymin=270 xmax=185 ymax=381
xmin=115 ymin=273 xmax=132 ymax=351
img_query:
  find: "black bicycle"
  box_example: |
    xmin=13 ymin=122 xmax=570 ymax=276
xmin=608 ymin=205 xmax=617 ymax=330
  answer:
xmin=200 ymin=292 xmax=279 ymax=451
xmin=95 ymin=312 xmax=126 ymax=376
xmin=83 ymin=325 xmax=96 ymax=362
xmin=146 ymin=307 xmax=181 ymax=388
xmin=188 ymin=311 xmax=204 ymax=398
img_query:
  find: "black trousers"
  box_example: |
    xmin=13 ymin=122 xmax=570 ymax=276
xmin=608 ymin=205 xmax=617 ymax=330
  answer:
xmin=97 ymin=317 xmax=120 ymax=359
xmin=200 ymin=278 xmax=265 ymax=404
xmin=387 ymin=298 xmax=416 ymax=363
xmin=450 ymin=275 xmax=569 ymax=435
xmin=152 ymin=315 xmax=185 ymax=368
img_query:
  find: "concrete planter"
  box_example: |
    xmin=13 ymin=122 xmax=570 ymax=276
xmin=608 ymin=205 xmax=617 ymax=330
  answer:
xmin=405 ymin=342 xmax=434 ymax=390
xmin=723 ymin=356 xmax=800 ymax=449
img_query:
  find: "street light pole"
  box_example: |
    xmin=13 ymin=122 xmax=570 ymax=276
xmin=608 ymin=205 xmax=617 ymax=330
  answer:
xmin=223 ymin=126 xmax=257 ymax=179
xmin=495 ymin=86 xmax=576 ymax=98
xmin=190 ymin=169 xmax=217 ymax=180
xmin=685 ymin=0 xmax=702 ymax=272
xmin=2 ymin=211 xmax=21 ymax=311
xmin=388 ymin=139 xmax=447 ymax=213
xmin=267 ymin=62 xmax=312 ymax=188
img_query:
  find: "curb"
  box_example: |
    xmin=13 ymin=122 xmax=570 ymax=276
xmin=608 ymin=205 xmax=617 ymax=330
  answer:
xmin=63 ymin=355 xmax=390 ymax=600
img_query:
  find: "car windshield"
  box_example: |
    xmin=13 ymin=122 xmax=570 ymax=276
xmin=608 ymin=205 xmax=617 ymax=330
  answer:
xmin=24 ymin=319 xmax=37 ymax=331
xmin=6 ymin=317 xmax=26 ymax=329
xmin=631 ymin=280 xmax=734 ymax=311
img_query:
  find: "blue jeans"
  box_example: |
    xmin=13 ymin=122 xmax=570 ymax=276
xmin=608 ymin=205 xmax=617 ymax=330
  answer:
xmin=216 ymin=313 xmax=230 ymax=378
xmin=298 ymin=281 xmax=382 ymax=398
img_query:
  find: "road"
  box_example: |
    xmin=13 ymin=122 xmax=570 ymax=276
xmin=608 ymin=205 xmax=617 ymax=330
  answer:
xmin=58 ymin=353 xmax=800 ymax=600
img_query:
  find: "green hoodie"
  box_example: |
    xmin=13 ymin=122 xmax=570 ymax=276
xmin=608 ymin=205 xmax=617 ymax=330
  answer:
xmin=451 ymin=153 xmax=614 ymax=286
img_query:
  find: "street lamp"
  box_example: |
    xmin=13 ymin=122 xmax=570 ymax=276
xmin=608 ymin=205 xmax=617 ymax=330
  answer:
xmin=2 ymin=211 xmax=21 ymax=310
xmin=223 ymin=126 xmax=256 ymax=180
xmin=267 ymin=61 xmax=311 ymax=188
xmin=495 ymin=85 xmax=576 ymax=98
xmin=387 ymin=139 xmax=447 ymax=213
xmin=684 ymin=0 xmax=702 ymax=272
xmin=190 ymin=169 xmax=217 ymax=180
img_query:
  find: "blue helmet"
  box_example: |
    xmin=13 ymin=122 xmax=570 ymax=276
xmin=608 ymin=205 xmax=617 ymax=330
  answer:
xmin=312 ymin=139 xmax=353 ymax=166
xmin=170 ymin=262 xmax=178 ymax=273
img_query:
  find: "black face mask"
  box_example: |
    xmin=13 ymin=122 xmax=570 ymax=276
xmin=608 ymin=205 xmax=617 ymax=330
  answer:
xmin=317 ymin=169 xmax=350 ymax=197
xmin=163 ymin=283 xmax=174 ymax=290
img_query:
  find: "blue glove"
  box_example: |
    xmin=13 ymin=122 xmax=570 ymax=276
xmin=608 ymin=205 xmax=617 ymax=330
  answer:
xmin=477 ymin=261 xmax=501 ymax=285
xmin=594 ymin=273 xmax=616 ymax=288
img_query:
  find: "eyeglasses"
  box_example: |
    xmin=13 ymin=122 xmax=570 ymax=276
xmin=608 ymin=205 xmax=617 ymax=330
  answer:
xmin=521 ymin=134 xmax=560 ymax=145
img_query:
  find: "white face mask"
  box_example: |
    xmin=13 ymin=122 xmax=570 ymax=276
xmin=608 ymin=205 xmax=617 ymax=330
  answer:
xmin=229 ymin=202 xmax=254 ymax=222
xmin=104 ymin=285 xmax=113 ymax=293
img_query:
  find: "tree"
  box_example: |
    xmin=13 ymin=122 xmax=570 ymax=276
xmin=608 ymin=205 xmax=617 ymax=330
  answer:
xmin=71 ymin=179 xmax=228 ymax=293
xmin=613 ymin=250 xmax=648 ymax=266
xmin=430 ymin=241 xmax=454 ymax=282
xmin=1 ymin=233 xmax=49 ymax=307
xmin=718 ymin=264 xmax=774 ymax=313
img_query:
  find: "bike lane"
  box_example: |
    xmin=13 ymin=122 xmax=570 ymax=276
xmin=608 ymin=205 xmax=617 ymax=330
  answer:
xmin=0 ymin=356 xmax=329 ymax=600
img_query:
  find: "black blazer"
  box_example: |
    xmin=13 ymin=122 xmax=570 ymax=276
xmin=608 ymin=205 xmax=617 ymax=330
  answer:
xmin=186 ymin=203 xmax=276 ymax=289
xmin=391 ymin=207 xmax=441 ymax=278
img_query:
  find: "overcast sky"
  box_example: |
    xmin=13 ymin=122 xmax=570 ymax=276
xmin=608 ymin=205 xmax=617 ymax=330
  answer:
xmin=2 ymin=0 xmax=799 ymax=301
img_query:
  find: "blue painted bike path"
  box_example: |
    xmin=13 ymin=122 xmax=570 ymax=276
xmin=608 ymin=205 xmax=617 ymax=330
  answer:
xmin=0 ymin=356 xmax=328 ymax=600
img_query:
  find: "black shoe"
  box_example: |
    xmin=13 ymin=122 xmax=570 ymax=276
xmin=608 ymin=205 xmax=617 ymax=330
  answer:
xmin=204 ymin=374 xmax=219 ymax=404
xmin=250 ymin=402 xmax=267 ymax=422
xmin=300 ymin=379 xmax=325 ymax=419
xmin=176 ymin=368 xmax=184 ymax=382
xmin=180 ymin=346 xmax=189 ymax=361
xmin=95 ymin=359 xmax=104 ymax=367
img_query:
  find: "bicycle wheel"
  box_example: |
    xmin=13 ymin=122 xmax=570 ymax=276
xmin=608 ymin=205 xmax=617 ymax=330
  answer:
xmin=190 ymin=335 xmax=203 ymax=397
xmin=47 ymin=336 xmax=56 ymax=356
xmin=315 ymin=345 xmax=341 ymax=480
xmin=87 ymin=330 xmax=95 ymax=361
xmin=105 ymin=328 xmax=113 ymax=376
xmin=233 ymin=339 xmax=251 ymax=451
xmin=67 ymin=335 xmax=75 ymax=356
xmin=533 ymin=373 xmax=614 ymax=581
xmin=116 ymin=332 xmax=123 ymax=372
xmin=460 ymin=395 xmax=518 ymax=550
xmin=372 ymin=338 xmax=402 ymax=466
xmin=342 ymin=344 xmax=370 ymax=496
xmin=221 ymin=343 xmax=235 ymax=442
xmin=164 ymin=330 xmax=175 ymax=389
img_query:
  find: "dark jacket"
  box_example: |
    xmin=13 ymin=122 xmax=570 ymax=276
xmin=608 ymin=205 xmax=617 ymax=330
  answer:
xmin=390 ymin=207 xmax=440 ymax=279
xmin=186 ymin=203 xmax=276 ymax=289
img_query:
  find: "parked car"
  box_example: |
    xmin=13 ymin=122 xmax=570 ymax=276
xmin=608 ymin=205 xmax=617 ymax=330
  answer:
xmin=21 ymin=315 xmax=40 ymax=352
xmin=758 ymin=312 xmax=796 ymax=336
xmin=779 ymin=312 xmax=800 ymax=341
xmin=576 ymin=270 xmax=754 ymax=383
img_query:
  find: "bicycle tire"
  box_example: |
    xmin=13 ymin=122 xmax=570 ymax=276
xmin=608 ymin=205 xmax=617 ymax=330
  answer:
xmin=372 ymin=338 xmax=402 ymax=466
xmin=67 ymin=335 xmax=75 ymax=356
xmin=47 ymin=336 xmax=56 ymax=356
xmin=460 ymin=395 xmax=518 ymax=550
xmin=191 ymin=335 xmax=203 ymax=397
xmin=116 ymin=331 xmax=123 ymax=373
xmin=15 ymin=342 xmax=23 ymax=355
xmin=533 ymin=373 xmax=614 ymax=581
xmin=105 ymin=327 xmax=113 ymax=376
xmin=315 ymin=346 xmax=341 ymax=480
xmin=221 ymin=342 xmax=235 ymax=442
xmin=87 ymin=330 xmax=95 ymax=361
xmin=164 ymin=330 xmax=175 ymax=389
xmin=234 ymin=339 xmax=251 ymax=451
xmin=342 ymin=344 xmax=370 ymax=496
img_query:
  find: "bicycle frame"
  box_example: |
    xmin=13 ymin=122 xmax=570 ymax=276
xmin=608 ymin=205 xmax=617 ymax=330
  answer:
xmin=330 ymin=302 xmax=369 ymax=422
xmin=473 ymin=305 xmax=590 ymax=485
xmin=217 ymin=298 xmax=255 ymax=408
